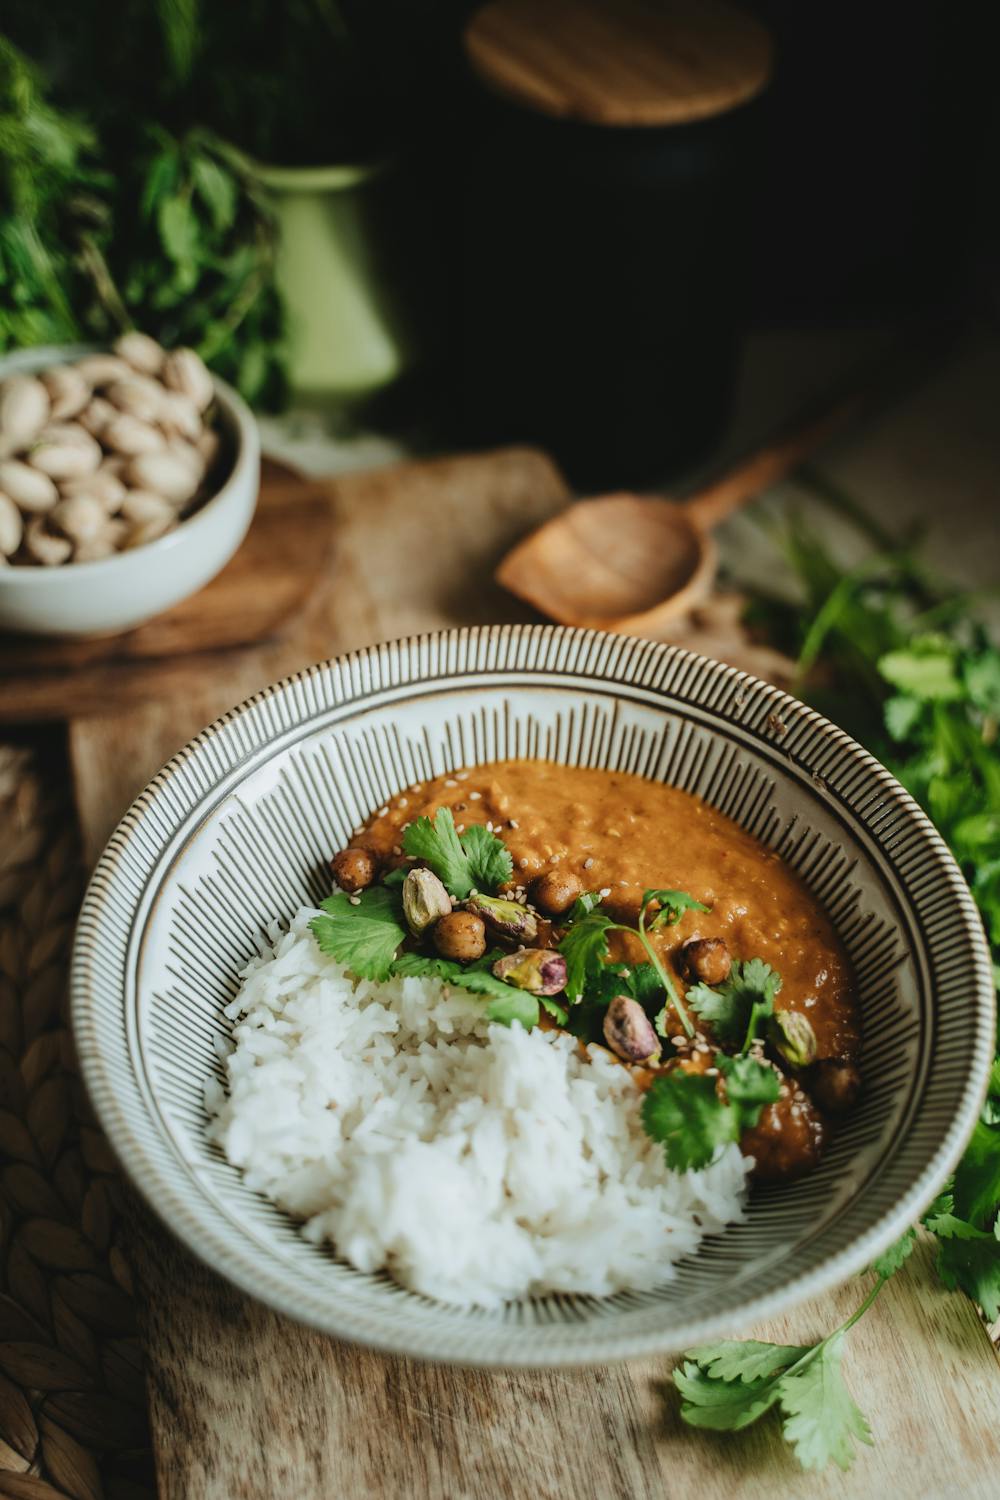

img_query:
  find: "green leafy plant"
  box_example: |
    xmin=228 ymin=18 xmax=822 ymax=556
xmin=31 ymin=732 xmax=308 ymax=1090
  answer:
xmin=675 ymin=1230 xmax=916 ymax=1471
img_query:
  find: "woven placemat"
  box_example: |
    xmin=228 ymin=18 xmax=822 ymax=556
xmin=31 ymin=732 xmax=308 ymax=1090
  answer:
xmin=0 ymin=740 xmax=153 ymax=1500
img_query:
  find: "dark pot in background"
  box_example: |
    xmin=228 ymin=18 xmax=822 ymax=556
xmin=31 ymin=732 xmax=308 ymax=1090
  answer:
xmin=452 ymin=0 xmax=773 ymax=491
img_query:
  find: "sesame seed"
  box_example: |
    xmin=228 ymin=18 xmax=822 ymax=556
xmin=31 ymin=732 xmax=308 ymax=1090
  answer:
xmin=397 ymin=797 xmax=409 ymax=809
xmin=584 ymin=857 xmax=594 ymax=869
xmin=456 ymin=824 xmax=465 ymax=833
xmin=392 ymin=845 xmax=402 ymax=856
xmin=410 ymin=782 xmax=423 ymax=791
xmin=445 ymin=778 xmax=458 ymax=787
xmin=377 ymin=806 xmax=389 ymax=818
xmin=469 ymin=791 xmax=482 ymax=801
xmin=456 ymin=771 xmax=469 ymax=781
xmin=508 ymin=818 xmax=519 ymax=829
xmin=670 ymin=1035 xmax=686 ymax=1047
xmin=599 ymin=886 xmax=611 ymax=899
xmin=607 ymin=829 xmax=622 ymax=838
xmin=705 ymin=1067 xmax=719 ymax=1077
xmin=519 ymin=857 xmax=531 ymax=870
xmin=348 ymin=895 xmax=361 ymax=906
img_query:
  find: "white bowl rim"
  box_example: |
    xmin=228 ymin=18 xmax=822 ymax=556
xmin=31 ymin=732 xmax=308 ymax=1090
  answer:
xmin=70 ymin=626 xmax=996 ymax=1364
xmin=0 ymin=343 xmax=259 ymax=579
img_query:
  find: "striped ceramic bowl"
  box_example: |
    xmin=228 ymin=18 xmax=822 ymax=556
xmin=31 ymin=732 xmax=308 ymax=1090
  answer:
xmin=70 ymin=627 xmax=995 ymax=1364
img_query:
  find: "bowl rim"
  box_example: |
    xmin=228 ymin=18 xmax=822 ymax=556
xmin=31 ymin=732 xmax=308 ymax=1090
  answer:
xmin=0 ymin=343 xmax=259 ymax=581
xmin=69 ymin=626 xmax=996 ymax=1364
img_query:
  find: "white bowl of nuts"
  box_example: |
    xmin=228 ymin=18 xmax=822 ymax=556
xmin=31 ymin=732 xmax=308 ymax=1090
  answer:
xmin=0 ymin=337 xmax=260 ymax=637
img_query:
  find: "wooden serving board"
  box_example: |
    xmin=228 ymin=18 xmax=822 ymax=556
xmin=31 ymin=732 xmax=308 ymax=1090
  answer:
xmin=66 ymin=446 xmax=1000 ymax=1500
xmin=0 ymin=460 xmax=334 ymax=724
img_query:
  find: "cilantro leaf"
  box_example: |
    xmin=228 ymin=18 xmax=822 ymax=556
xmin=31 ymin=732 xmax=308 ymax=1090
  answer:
xmin=777 ymin=1333 xmax=873 ymax=1472
xmin=931 ymin=1210 xmax=1000 ymax=1319
xmin=673 ymin=1362 xmax=785 ymax=1430
xmin=878 ymin=646 xmax=963 ymax=702
xmin=309 ymin=887 xmax=405 ymax=981
xmin=460 ymin=822 xmax=514 ymax=892
xmin=687 ymin=958 xmax=783 ymax=1046
xmin=953 ymin=1120 xmax=1000 ymax=1226
xmin=390 ymin=951 xmax=539 ymax=1029
xmin=642 ymin=888 xmax=711 ymax=930
xmin=564 ymin=963 xmax=630 ymax=1043
xmin=641 ymin=1071 xmax=736 ymax=1171
xmin=564 ymin=890 xmax=605 ymax=925
xmin=870 ymin=1227 xmax=917 ymax=1280
xmin=629 ymin=962 xmax=666 ymax=1013
xmin=538 ymin=995 xmax=569 ymax=1025
xmin=402 ymin=809 xmax=471 ymax=895
xmin=559 ymin=910 xmax=616 ymax=1003
xmin=716 ymin=1053 xmax=781 ymax=1130
xmin=400 ymin=807 xmax=513 ymax=898
xmin=685 ymin=1340 xmax=810 ymax=1384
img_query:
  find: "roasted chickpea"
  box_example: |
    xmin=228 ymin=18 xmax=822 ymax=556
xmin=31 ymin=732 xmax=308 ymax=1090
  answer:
xmin=682 ymin=937 xmax=731 ymax=986
xmin=810 ymin=1059 xmax=862 ymax=1115
xmin=530 ymin=869 xmax=582 ymax=917
xmin=433 ymin=911 xmax=487 ymax=962
xmin=330 ymin=847 xmax=376 ymax=893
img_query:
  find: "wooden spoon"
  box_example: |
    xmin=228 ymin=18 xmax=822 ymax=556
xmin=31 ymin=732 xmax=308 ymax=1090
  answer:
xmin=496 ymin=402 xmax=850 ymax=633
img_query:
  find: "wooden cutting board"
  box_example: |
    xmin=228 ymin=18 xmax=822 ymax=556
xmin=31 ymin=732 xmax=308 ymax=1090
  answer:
xmin=67 ymin=446 xmax=1000 ymax=1500
xmin=0 ymin=460 xmax=334 ymax=724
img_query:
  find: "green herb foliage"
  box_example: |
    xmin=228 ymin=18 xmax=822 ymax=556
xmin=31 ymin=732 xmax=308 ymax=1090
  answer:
xmin=675 ymin=1230 xmax=916 ymax=1470
xmin=391 ymin=951 xmax=540 ymax=1029
xmin=309 ymin=887 xmax=406 ymax=982
xmin=401 ymin=808 xmax=513 ymax=900
xmin=687 ymin=959 xmax=783 ymax=1048
xmin=749 ymin=506 xmax=1000 ymax=1317
xmin=642 ymin=1056 xmax=779 ymax=1171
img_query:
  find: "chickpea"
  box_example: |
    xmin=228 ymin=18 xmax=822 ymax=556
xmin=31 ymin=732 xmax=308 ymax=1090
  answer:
xmin=433 ymin=911 xmax=487 ymax=962
xmin=682 ymin=937 xmax=731 ymax=986
xmin=330 ymin=847 xmax=376 ymax=893
xmin=530 ymin=869 xmax=582 ymax=917
xmin=810 ymin=1059 xmax=862 ymax=1115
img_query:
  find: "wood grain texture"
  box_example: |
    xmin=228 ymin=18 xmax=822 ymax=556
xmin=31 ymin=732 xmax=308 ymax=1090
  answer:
xmin=68 ymin=445 xmax=1000 ymax=1500
xmin=0 ymin=461 xmax=333 ymax=724
xmin=464 ymin=0 xmax=772 ymax=127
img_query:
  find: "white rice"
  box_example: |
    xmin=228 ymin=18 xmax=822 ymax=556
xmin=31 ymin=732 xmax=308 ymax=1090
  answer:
xmin=207 ymin=907 xmax=750 ymax=1309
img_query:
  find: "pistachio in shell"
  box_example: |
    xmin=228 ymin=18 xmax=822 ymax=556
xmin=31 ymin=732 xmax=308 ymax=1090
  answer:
xmin=492 ymin=948 xmax=567 ymax=996
xmin=402 ymin=867 xmax=452 ymax=937
xmin=465 ymin=893 xmax=538 ymax=943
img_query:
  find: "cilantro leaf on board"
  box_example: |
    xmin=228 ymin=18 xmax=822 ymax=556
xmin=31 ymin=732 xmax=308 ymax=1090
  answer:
xmin=310 ymin=887 xmax=406 ymax=981
xmin=687 ymin=958 xmax=783 ymax=1046
xmin=642 ymin=888 xmax=711 ymax=931
xmin=716 ymin=1053 xmax=781 ymax=1130
xmin=559 ymin=910 xmax=616 ymax=1003
xmin=400 ymin=807 xmax=511 ymax=899
xmin=685 ymin=1340 xmax=811 ymax=1384
xmin=928 ymin=1208 xmax=1000 ymax=1320
xmin=673 ymin=1362 xmax=785 ymax=1430
xmin=390 ymin=951 xmax=539 ymax=1029
xmin=641 ymin=1071 xmax=735 ymax=1171
xmin=777 ymin=1333 xmax=873 ymax=1473
xmin=870 ymin=1227 xmax=917 ymax=1280
xmin=460 ymin=822 xmax=514 ymax=893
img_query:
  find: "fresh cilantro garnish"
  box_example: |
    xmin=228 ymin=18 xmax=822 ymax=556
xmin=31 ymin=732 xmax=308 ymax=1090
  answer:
xmin=309 ymin=887 xmax=406 ymax=981
xmin=400 ymin=807 xmax=512 ymax=899
xmin=642 ymin=1054 xmax=779 ymax=1170
xmin=390 ymin=950 xmax=540 ymax=1029
xmin=563 ymin=890 xmax=605 ymax=925
xmin=687 ymin=958 xmax=782 ymax=1047
xmin=642 ymin=888 xmax=711 ymax=930
xmin=952 ymin=1120 xmax=1000 ymax=1227
xmin=641 ymin=1072 xmax=736 ymax=1171
xmin=675 ymin=1228 xmax=915 ymax=1471
xmin=459 ymin=822 xmax=515 ymax=893
xmin=715 ymin=1053 xmax=781 ymax=1128
xmin=559 ymin=910 xmax=617 ymax=1004
xmin=559 ymin=890 xmax=705 ymax=1038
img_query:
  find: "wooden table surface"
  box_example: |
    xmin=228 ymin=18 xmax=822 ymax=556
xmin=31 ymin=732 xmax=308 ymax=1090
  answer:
xmin=67 ymin=440 xmax=1000 ymax=1499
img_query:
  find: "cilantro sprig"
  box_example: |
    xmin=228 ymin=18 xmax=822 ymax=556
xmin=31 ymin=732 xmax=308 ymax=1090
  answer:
xmin=641 ymin=1054 xmax=780 ymax=1170
xmin=687 ymin=958 xmax=783 ymax=1048
xmin=401 ymin=807 xmax=513 ymax=899
xmin=675 ymin=1229 xmax=917 ymax=1471
xmin=310 ymin=887 xmax=406 ymax=982
xmin=558 ymin=891 xmax=705 ymax=1037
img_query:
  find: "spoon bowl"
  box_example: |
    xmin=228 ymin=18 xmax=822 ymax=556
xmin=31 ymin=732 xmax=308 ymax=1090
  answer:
xmin=496 ymin=493 xmax=715 ymax=631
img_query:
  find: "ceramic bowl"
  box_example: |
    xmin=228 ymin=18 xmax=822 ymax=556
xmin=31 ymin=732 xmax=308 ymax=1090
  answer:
xmin=70 ymin=628 xmax=994 ymax=1364
xmin=0 ymin=345 xmax=260 ymax=637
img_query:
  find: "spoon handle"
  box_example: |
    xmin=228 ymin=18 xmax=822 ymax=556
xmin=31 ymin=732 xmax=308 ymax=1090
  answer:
xmin=682 ymin=398 xmax=855 ymax=533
